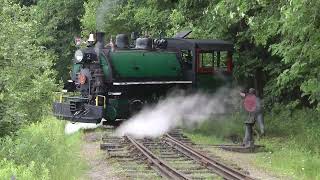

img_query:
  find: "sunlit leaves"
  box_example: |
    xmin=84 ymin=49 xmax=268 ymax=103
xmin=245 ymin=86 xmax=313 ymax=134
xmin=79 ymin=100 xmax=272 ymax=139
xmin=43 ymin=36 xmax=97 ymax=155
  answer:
xmin=35 ymin=0 xmax=85 ymax=81
xmin=0 ymin=0 xmax=57 ymax=136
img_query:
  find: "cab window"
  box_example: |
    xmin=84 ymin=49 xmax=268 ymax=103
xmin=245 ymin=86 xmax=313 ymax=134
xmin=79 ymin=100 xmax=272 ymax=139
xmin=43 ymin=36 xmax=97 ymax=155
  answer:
xmin=197 ymin=50 xmax=232 ymax=73
xmin=199 ymin=51 xmax=214 ymax=68
xmin=181 ymin=50 xmax=193 ymax=70
xmin=181 ymin=50 xmax=193 ymax=63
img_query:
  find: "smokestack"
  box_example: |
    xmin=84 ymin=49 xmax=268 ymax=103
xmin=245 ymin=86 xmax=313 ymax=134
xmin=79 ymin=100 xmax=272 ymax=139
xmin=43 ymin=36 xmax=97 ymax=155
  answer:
xmin=96 ymin=32 xmax=105 ymax=49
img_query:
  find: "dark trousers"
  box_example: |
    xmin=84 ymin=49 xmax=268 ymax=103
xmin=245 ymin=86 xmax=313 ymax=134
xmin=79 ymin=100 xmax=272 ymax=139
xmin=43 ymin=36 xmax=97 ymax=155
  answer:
xmin=243 ymin=123 xmax=254 ymax=148
xmin=256 ymin=113 xmax=265 ymax=135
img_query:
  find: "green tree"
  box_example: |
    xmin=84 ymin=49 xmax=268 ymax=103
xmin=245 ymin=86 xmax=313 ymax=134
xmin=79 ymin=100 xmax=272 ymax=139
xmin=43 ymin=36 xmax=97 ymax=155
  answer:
xmin=0 ymin=0 xmax=57 ymax=136
xmin=35 ymin=0 xmax=85 ymax=81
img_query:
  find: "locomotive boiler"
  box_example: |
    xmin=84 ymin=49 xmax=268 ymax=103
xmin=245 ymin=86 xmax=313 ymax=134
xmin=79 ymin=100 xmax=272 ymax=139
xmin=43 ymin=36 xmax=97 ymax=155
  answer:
xmin=53 ymin=31 xmax=234 ymax=125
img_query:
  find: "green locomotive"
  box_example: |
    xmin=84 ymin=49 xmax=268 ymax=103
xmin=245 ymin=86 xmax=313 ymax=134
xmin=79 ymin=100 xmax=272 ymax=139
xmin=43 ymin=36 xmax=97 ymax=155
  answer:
xmin=53 ymin=32 xmax=234 ymax=125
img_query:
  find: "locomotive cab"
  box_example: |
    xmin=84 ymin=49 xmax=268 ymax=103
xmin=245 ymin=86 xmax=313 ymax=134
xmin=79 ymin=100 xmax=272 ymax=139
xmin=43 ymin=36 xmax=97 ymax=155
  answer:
xmin=53 ymin=32 xmax=234 ymax=125
xmin=166 ymin=38 xmax=234 ymax=92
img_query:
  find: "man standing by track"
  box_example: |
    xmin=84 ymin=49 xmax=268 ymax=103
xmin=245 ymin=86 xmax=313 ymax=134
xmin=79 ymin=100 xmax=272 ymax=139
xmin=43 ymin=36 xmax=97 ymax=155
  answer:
xmin=240 ymin=88 xmax=265 ymax=148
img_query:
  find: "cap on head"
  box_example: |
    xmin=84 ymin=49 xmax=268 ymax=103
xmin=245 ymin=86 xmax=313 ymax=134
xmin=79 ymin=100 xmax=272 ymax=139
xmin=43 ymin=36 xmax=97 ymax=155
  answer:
xmin=249 ymin=88 xmax=256 ymax=94
xmin=88 ymin=33 xmax=95 ymax=42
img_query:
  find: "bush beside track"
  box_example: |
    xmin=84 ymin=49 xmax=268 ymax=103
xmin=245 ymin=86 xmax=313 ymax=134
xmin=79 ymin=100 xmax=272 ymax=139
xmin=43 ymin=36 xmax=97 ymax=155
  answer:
xmin=0 ymin=117 xmax=86 ymax=180
xmin=257 ymin=106 xmax=320 ymax=179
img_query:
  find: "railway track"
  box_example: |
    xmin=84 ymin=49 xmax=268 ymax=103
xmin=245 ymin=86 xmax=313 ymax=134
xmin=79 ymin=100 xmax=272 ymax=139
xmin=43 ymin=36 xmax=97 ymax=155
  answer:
xmin=126 ymin=135 xmax=191 ymax=180
xmin=101 ymin=129 xmax=255 ymax=179
xmin=163 ymin=134 xmax=254 ymax=180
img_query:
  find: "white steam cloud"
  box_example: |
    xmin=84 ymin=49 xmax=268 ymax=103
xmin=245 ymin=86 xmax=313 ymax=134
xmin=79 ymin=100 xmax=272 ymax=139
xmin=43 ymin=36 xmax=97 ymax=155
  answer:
xmin=116 ymin=88 xmax=240 ymax=138
xmin=65 ymin=122 xmax=101 ymax=135
xmin=96 ymin=0 xmax=118 ymax=31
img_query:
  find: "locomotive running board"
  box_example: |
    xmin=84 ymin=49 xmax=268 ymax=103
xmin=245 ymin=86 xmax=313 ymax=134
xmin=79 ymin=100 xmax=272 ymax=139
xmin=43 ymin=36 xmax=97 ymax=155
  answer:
xmin=53 ymin=102 xmax=103 ymax=123
xmin=113 ymin=81 xmax=192 ymax=85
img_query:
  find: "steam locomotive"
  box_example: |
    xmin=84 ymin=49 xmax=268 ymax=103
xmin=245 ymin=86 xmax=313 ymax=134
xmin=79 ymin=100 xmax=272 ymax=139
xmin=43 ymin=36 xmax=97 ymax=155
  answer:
xmin=53 ymin=31 xmax=234 ymax=125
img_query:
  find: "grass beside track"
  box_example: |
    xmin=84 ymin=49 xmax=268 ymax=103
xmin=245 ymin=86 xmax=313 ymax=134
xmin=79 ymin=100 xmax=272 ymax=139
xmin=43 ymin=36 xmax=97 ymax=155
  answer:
xmin=0 ymin=117 xmax=86 ymax=180
xmin=185 ymin=107 xmax=320 ymax=180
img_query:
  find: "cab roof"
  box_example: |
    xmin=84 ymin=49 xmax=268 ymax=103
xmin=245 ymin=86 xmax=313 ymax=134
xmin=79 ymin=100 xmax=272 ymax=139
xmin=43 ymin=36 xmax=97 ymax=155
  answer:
xmin=166 ymin=38 xmax=234 ymax=52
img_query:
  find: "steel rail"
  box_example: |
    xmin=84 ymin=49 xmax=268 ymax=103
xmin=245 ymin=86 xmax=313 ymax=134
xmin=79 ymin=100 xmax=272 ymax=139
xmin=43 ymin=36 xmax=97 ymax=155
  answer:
xmin=163 ymin=134 xmax=255 ymax=180
xmin=125 ymin=136 xmax=191 ymax=180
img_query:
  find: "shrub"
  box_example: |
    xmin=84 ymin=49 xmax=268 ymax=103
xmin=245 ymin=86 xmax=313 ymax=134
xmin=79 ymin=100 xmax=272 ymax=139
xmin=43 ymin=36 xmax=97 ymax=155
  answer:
xmin=0 ymin=0 xmax=57 ymax=137
xmin=0 ymin=159 xmax=49 ymax=180
xmin=254 ymin=106 xmax=320 ymax=179
xmin=0 ymin=117 xmax=86 ymax=179
xmin=265 ymin=105 xmax=320 ymax=154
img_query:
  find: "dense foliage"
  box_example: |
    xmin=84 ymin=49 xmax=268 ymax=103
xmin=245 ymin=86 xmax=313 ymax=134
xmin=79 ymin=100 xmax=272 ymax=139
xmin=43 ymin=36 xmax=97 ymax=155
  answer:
xmin=35 ymin=0 xmax=85 ymax=81
xmin=1 ymin=3 xmax=86 ymax=179
xmin=0 ymin=0 xmax=56 ymax=136
xmin=14 ymin=0 xmax=85 ymax=80
xmin=81 ymin=0 xmax=320 ymax=109
xmin=0 ymin=117 xmax=85 ymax=179
xmin=259 ymin=107 xmax=320 ymax=179
xmin=0 ymin=0 xmax=85 ymax=136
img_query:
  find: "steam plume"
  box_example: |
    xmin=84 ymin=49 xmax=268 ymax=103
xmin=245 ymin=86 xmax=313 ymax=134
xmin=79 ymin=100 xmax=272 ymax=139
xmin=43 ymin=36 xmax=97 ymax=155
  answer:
xmin=116 ymin=88 xmax=240 ymax=138
xmin=96 ymin=0 xmax=118 ymax=31
xmin=65 ymin=122 xmax=101 ymax=135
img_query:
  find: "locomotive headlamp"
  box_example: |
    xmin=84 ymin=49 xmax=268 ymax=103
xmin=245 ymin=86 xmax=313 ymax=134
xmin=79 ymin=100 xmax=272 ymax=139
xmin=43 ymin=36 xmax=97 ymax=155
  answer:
xmin=74 ymin=50 xmax=84 ymax=63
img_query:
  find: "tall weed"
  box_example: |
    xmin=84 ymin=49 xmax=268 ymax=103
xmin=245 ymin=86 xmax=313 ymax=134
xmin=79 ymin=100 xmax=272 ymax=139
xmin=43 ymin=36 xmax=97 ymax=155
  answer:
xmin=265 ymin=105 xmax=320 ymax=153
xmin=255 ymin=106 xmax=320 ymax=179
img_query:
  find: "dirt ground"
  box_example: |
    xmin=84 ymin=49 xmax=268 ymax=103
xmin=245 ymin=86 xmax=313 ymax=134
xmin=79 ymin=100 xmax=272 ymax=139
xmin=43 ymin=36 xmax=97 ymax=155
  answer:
xmin=80 ymin=130 xmax=122 ymax=180
xmin=80 ymin=130 xmax=286 ymax=180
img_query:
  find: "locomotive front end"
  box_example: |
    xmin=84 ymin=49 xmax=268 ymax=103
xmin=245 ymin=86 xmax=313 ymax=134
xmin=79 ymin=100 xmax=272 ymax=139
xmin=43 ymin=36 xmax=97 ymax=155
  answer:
xmin=53 ymin=32 xmax=107 ymax=123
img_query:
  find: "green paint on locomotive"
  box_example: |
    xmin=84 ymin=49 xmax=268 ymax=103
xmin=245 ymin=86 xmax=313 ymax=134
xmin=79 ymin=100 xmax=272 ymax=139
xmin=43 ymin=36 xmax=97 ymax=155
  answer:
xmin=71 ymin=63 xmax=81 ymax=78
xmin=99 ymin=52 xmax=111 ymax=79
xmin=105 ymin=100 xmax=118 ymax=121
xmin=110 ymin=51 xmax=182 ymax=79
xmin=84 ymin=50 xmax=184 ymax=122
